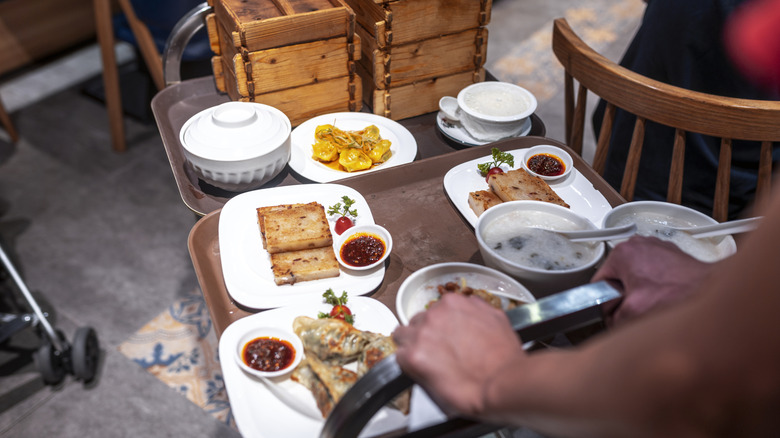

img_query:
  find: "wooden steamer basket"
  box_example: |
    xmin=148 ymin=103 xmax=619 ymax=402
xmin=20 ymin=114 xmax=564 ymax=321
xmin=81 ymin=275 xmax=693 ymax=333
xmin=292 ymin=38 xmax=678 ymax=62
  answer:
xmin=205 ymin=0 xmax=362 ymax=126
xmin=344 ymin=0 xmax=492 ymax=120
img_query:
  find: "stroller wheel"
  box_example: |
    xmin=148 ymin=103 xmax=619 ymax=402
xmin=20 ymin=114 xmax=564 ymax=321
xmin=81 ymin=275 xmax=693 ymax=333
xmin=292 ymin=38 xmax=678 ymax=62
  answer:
xmin=72 ymin=326 xmax=100 ymax=381
xmin=34 ymin=340 xmax=66 ymax=385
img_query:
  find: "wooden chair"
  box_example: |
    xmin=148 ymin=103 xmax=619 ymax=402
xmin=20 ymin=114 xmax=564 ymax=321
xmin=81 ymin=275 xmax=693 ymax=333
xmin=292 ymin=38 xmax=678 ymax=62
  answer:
xmin=551 ymin=18 xmax=780 ymax=221
xmin=0 ymin=97 xmax=19 ymax=143
xmin=93 ymin=0 xmax=166 ymax=153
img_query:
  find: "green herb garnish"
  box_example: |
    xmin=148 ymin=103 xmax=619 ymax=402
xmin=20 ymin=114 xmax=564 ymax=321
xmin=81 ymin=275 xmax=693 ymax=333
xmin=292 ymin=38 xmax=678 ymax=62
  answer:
xmin=477 ymin=148 xmax=515 ymax=176
xmin=327 ymin=196 xmax=358 ymax=219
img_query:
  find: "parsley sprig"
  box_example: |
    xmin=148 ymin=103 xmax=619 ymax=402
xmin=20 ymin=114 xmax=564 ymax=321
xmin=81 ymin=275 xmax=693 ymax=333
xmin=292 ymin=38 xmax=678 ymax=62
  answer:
xmin=317 ymin=289 xmax=355 ymax=324
xmin=327 ymin=196 xmax=358 ymax=219
xmin=477 ymin=148 xmax=515 ymax=176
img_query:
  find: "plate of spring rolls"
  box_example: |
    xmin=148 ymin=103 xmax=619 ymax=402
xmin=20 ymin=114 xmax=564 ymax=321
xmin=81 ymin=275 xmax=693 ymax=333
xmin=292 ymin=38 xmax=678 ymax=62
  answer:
xmin=219 ymin=296 xmax=409 ymax=437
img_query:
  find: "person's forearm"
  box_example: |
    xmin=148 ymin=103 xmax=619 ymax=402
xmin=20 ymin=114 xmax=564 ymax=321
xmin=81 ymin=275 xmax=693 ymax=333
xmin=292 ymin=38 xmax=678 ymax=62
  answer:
xmin=481 ymin=310 xmax=715 ymax=437
xmin=478 ymin=203 xmax=780 ymax=436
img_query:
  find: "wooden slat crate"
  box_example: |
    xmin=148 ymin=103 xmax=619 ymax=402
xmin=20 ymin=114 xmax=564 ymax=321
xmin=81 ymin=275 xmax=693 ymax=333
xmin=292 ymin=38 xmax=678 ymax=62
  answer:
xmin=207 ymin=0 xmax=362 ymax=124
xmin=345 ymin=0 xmax=491 ymax=120
xmin=342 ymin=0 xmax=491 ymax=48
xmin=214 ymin=56 xmax=362 ymax=126
xmin=359 ymin=65 xmax=485 ymax=121
xmin=213 ymin=0 xmax=355 ymax=51
xmin=357 ymin=25 xmax=487 ymax=90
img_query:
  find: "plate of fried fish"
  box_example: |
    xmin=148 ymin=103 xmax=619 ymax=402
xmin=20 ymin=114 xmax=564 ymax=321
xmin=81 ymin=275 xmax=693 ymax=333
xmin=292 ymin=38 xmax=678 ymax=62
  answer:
xmin=219 ymin=296 xmax=408 ymax=437
xmin=443 ymin=148 xmax=613 ymax=228
xmin=288 ymin=112 xmax=418 ymax=183
xmin=219 ymin=184 xmax=386 ymax=309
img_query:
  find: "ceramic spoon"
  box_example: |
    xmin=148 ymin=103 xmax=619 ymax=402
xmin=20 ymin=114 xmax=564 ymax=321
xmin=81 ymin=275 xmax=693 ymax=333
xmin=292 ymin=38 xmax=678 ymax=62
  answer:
xmin=553 ymin=223 xmax=638 ymax=243
xmin=674 ymin=216 xmax=762 ymax=239
xmin=438 ymin=96 xmax=461 ymax=121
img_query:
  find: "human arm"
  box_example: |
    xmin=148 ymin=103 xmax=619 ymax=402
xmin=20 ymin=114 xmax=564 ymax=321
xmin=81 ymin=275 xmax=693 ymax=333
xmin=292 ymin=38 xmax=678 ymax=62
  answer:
xmin=591 ymin=235 xmax=715 ymax=326
xmin=393 ymin=195 xmax=780 ymax=437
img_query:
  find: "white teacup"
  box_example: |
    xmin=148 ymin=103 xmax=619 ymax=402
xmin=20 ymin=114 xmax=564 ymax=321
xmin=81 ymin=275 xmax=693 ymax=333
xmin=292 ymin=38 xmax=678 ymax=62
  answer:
xmin=439 ymin=82 xmax=537 ymax=142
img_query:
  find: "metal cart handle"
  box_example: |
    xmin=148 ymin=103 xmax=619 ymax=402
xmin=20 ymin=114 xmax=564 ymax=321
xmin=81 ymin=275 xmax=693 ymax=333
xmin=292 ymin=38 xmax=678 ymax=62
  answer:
xmin=162 ymin=2 xmax=213 ymax=87
xmin=320 ymin=281 xmax=622 ymax=438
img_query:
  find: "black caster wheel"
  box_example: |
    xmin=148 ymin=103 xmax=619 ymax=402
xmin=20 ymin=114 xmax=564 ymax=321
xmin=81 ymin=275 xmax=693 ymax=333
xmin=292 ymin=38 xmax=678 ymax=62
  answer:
xmin=72 ymin=326 xmax=100 ymax=381
xmin=34 ymin=335 xmax=67 ymax=385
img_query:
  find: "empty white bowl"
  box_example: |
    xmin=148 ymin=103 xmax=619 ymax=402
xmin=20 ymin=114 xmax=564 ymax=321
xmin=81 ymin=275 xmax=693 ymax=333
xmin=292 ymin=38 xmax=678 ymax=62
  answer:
xmin=521 ymin=145 xmax=573 ymax=181
xmin=475 ymin=200 xmax=605 ymax=296
xmin=335 ymin=224 xmax=392 ymax=271
xmin=180 ymin=101 xmax=291 ymax=191
xmin=395 ymin=262 xmax=535 ymax=325
xmin=602 ymin=201 xmax=737 ymax=262
xmin=235 ymin=326 xmax=303 ymax=379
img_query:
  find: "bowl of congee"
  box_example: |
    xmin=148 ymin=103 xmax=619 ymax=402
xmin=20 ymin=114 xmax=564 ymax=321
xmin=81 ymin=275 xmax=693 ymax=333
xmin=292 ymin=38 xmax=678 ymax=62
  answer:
xmin=475 ymin=200 xmax=606 ymax=296
xmin=602 ymin=201 xmax=736 ymax=262
xmin=438 ymin=81 xmax=537 ymax=142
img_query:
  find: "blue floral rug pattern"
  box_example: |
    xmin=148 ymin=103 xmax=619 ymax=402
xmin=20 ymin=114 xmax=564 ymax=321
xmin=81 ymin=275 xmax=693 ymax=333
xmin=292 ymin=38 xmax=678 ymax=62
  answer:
xmin=118 ymin=289 xmax=235 ymax=429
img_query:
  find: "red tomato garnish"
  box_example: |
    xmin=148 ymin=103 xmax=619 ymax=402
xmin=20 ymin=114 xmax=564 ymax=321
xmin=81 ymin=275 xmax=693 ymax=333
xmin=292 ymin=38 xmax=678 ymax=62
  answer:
xmin=334 ymin=216 xmax=354 ymax=235
xmin=329 ymin=305 xmax=352 ymax=321
xmin=485 ymin=167 xmax=504 ymax=183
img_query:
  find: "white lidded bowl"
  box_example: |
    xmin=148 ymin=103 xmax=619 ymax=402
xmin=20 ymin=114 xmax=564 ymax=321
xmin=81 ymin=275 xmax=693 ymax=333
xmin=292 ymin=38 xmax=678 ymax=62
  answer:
xmin=335 ymin=224 xmax=393 ymax=271
xmin=602 ymin=201 xmax=737 ymax=262
xmin=180 ymin=101 xmax=291 ymax=191
xmin=521 ymin=145 xmax=573 ymax=182
xmin=475 ymin=201 xmax=606 ymax=296
xmin=396 ymin=262 xmax=535 ymax=325
xmin=234 ymin=325 xmax=303 ymax=380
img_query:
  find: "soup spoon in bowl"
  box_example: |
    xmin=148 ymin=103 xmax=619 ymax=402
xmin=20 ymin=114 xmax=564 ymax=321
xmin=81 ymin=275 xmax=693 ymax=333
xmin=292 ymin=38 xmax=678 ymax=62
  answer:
xmin=673 ymin=216 xmax=762 ymax=239
xmin=552 ymin=223 xmax=638 ymax=243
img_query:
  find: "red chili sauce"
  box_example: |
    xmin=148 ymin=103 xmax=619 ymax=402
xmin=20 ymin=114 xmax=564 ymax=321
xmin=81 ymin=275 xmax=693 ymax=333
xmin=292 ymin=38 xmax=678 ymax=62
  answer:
xmin=340 ymin=233 xmax=385 ymax=267
xmin=242 ymin=337 xmax=296 ymax=372
xmin=526 ymin=153 xmax=565 ymax=176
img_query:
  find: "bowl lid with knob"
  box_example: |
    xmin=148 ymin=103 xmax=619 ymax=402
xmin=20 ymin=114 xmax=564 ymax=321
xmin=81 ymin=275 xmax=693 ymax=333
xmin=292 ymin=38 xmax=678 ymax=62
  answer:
xmin=180 ymin=101 xmax=291 ymax=162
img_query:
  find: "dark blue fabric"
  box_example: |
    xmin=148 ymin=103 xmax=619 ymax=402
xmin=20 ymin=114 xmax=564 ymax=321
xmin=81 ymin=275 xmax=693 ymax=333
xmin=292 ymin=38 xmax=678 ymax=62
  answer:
xmin=113 ymin=0 xmax=211 ymax=61
xmin=592 ymin=0 xmax=779 ymax=218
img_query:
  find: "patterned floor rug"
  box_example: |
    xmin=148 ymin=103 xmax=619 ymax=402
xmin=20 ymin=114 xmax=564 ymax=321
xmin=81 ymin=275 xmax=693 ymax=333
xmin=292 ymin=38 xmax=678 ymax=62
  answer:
xmin=117 ymin=288 xmax=236 ymax=430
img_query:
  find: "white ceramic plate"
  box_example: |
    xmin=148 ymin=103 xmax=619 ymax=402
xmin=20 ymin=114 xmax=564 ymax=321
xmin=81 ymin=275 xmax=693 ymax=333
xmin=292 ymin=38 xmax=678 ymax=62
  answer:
xmin=436 ymin=112 xmax=532 ymax=147
xmin=289 ymin=112 xmax=418 ymax=182
xmin=219 ymin=184 xmax=385 ymax=309
xmin=219 ymin=296 xmax=407 ymax=438
xmin=443 ymin=148 xmax=613 ymax=228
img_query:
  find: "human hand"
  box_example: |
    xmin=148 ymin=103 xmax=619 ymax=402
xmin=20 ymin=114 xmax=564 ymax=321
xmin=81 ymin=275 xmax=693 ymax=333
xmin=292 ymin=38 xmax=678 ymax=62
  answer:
xmin=392 ymin=293 xmax=525 ymax=417
xmin=591 ymin=236 xmax=715 ymax=326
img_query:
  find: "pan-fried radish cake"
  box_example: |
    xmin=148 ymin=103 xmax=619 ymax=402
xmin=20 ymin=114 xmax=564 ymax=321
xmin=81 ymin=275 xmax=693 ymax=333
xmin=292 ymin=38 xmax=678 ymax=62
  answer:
xmin=262 ymin=202 xmax=333 ymax=254
xmin=488 ymin=168 xmax=569 ymax=208
xmin=468 ymin=190 xmax=504 ymax=217
xmin=270 ymin=247 xmax=340 ymax=286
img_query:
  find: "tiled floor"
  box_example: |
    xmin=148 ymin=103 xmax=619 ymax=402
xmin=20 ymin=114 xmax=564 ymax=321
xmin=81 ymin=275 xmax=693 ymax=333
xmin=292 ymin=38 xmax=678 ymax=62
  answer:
xmin=0 ymin=2 xmax=642 ymax=436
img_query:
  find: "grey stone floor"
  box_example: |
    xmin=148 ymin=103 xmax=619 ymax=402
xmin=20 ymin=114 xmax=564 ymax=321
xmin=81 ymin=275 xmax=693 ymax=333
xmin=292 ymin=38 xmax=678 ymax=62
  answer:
xmin=0 ymin=2 xmax=641 ymax=437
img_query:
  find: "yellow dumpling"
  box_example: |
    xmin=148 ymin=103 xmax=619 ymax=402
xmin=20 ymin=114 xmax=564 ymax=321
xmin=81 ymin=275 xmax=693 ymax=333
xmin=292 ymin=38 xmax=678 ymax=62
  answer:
xmin=315 ymin=124 xmax=335 ymax=139
xmin=338 ymin=148 xmax=373 ymax=172
xmin=311 ymin=123 xmax=392 ymax=172
xmin=360 ymin=125 xmax=381 ymax=141
xmin=365 ymin=139 xmax=392 ymax=163
xmin=312 ymin=139 xmax=339 ymax=162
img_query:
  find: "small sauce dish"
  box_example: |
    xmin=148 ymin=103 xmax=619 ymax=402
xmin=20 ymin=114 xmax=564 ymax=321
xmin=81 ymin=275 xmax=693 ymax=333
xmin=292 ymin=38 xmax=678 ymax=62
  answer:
xmin=336 ymin=224 xmax=392 ymax=271
xmin=235 ymin=326 xmax=303 ymax=380
xmin=521 ymin=145 xmax=573 ymax=181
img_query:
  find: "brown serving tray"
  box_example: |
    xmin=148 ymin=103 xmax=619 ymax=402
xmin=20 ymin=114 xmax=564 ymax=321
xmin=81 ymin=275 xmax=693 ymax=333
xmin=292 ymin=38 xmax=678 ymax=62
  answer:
xmin=188 ymin=137 xmax=623 ymax=339
xmin=152 ymin=76 xmax=546 ymax=217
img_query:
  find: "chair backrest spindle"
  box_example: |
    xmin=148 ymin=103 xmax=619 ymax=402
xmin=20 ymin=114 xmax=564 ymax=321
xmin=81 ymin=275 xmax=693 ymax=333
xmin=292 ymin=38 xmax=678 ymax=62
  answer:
xmin=667 ymin=128 xmax=687 ymax=205
xmin=552 ymin=18 xmax=780 ymax=221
